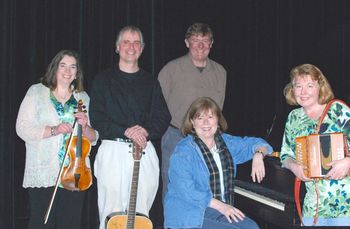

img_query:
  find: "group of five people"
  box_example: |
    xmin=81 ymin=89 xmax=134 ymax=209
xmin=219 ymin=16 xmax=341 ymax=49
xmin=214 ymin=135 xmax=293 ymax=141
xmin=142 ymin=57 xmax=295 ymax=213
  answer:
xmin=16 ymin=23 xmax=350 ymax=229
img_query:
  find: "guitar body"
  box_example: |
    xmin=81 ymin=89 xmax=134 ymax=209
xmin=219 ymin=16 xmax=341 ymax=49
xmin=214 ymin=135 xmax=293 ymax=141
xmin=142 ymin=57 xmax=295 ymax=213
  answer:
xmin=106 ymin=212 xmax=152 ymax=229
xmin=105 ymin=141 xmax=153 ymax=229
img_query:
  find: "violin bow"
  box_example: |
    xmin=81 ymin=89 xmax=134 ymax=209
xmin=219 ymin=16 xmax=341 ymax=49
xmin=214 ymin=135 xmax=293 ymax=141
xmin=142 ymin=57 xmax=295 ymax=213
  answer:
xmin=43 ymin=120 xmax=78 ymax=224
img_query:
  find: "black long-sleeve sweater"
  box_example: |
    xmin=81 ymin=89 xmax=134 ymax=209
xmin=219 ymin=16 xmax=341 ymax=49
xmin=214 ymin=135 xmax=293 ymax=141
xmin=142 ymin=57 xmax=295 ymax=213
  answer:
xmin=89 ymin=67 xmax=171 ymax=141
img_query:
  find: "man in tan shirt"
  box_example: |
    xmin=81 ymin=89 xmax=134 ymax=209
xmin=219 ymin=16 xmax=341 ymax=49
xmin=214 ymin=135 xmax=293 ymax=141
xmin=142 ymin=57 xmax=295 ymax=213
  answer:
xmin=158 ymin=22 xmax=227 ymax=198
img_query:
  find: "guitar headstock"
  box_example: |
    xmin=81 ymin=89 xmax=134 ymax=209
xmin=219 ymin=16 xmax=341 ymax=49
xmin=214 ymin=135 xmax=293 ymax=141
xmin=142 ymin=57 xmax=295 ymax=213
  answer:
xmin=132 ymin=142 xmax=143 ymax=160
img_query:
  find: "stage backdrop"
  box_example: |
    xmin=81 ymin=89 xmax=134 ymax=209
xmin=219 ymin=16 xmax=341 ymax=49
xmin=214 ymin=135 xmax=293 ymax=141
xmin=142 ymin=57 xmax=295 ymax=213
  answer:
xmin=1 ymin=0 xmax=350 ymax=228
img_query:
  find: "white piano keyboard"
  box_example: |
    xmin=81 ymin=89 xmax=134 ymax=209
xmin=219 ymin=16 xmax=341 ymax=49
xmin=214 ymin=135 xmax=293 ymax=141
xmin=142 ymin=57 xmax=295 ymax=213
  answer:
xmin=234 ymin=186 xmax=286 ymax=211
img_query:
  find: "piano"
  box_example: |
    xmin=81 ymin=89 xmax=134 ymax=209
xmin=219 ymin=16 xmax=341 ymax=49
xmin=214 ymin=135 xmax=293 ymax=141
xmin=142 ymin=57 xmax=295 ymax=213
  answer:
xmin=234 ymin=156 xmax=305 ymax=229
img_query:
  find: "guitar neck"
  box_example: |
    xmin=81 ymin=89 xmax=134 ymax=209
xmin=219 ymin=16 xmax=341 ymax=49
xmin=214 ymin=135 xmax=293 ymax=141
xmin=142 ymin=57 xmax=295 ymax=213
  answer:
xmin=105 ymin=143 xmax=153 ymax=229
xmin=127 ymin=160 xmax=140 ymax=228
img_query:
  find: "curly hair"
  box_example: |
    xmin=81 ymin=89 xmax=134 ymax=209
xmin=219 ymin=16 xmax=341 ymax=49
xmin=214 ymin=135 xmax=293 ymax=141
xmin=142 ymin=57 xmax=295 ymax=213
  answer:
xmin=283 ymin=64 xmax=334 ymax=105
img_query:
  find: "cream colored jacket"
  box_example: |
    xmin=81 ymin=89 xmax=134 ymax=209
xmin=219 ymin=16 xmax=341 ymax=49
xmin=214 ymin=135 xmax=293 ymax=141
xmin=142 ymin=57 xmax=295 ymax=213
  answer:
xmin=16 ymin=83 xmax=97 ymax=188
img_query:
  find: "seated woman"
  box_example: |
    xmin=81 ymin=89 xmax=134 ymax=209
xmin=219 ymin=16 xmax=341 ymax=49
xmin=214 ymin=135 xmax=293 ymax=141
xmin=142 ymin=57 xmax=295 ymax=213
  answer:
xmin=164 ymin=97 xmax=273 ymax=229
xmin=280 ymin=64 xmax=350 ymax=226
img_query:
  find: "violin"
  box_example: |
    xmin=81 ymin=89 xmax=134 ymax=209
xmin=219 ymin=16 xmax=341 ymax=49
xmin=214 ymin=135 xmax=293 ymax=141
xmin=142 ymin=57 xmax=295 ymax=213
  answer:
xmin=61 ymin=99 xmax=92 ymax=191
xmin=44 ymin=99 xmax=92 ymax=224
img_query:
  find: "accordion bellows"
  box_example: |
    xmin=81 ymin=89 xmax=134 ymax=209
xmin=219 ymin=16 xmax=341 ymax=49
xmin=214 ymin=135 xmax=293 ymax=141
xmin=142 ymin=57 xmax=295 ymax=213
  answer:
xmin=296 ymin=133 xmax=349 ymax=178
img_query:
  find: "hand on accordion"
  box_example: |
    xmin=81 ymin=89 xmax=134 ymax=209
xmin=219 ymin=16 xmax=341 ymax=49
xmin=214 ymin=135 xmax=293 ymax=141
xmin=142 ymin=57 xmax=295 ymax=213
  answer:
xmin=285 ymin=158 xmax=312 ymax=182
xmin=325 ymin=157 xmax=350 ymax=180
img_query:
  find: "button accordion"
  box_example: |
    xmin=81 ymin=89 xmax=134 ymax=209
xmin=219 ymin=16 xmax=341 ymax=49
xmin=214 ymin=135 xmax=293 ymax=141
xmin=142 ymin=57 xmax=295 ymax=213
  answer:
xmin=295 ymin=132 xmax=349 ymax=178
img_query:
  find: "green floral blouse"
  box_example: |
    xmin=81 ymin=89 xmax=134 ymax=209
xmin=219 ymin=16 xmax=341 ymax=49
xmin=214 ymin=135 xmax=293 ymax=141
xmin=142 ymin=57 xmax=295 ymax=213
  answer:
xmin=281 ymin=100 xmax=350 ymax=220
xmin=50 ymin=92 xmax=77 ymax=167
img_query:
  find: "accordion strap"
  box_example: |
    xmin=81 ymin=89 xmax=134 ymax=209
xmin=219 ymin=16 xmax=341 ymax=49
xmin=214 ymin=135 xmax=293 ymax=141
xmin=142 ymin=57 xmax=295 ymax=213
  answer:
xmin=294 ymin=178 xmax=304 ymax=226
xmin=316 ymin=99 xmax=348 ymax=133
xmin=294 ymin=99 xmax=348 ymax=226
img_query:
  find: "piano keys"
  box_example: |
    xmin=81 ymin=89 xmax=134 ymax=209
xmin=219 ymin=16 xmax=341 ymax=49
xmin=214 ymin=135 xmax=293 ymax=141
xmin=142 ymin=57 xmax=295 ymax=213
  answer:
xmin=234 ymin=186 xmax=285 ymax=211
xmin=234 ymin=156 xmax=305 ymax=229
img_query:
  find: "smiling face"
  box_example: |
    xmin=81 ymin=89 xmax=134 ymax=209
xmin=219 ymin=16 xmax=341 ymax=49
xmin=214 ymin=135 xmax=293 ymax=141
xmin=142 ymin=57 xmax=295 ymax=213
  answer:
xmin=191 ymin=109 xmax=218 ymax=143
xmin=56 ymin=55 xmax=77 ymax=87
xmin=292 ymin=74 xmax=321 ymax=109
xmin=116 ymin=30 xmax=143 ymax=65
xmin=185 ymin=34 xmax=213 ymax=66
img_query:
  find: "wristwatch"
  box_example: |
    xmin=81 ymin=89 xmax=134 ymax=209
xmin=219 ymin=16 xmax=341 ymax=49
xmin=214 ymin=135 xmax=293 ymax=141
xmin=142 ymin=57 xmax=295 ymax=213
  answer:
xmin=50 ymin=126 xmax=56 ymax=136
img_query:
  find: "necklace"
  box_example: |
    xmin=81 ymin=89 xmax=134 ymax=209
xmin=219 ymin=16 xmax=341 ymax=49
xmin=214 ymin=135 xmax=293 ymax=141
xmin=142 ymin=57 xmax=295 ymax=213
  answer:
xmin=53 ymin=89 xmax=72 ymax=102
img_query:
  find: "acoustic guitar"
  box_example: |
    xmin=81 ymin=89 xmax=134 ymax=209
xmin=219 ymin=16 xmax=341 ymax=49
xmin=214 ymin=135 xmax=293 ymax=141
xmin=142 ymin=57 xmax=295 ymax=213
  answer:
xmin=105 ymin=142 xmax=153 ymax=229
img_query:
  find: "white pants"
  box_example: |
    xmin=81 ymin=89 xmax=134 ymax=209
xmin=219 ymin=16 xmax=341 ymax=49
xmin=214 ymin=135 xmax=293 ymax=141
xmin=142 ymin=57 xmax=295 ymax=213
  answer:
xmin=94 ymin=140 xmax=159 ymax=229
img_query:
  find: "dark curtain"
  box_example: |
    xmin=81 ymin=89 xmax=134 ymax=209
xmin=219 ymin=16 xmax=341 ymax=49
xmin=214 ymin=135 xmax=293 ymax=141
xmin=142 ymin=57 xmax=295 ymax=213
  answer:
xmin=1 ymin=0 xmax=350 ymax=228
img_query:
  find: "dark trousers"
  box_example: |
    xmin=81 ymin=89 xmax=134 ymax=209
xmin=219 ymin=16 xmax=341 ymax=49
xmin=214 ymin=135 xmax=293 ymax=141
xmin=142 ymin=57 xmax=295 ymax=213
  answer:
xmin=27 ymin=187 xmax=85 ymax=229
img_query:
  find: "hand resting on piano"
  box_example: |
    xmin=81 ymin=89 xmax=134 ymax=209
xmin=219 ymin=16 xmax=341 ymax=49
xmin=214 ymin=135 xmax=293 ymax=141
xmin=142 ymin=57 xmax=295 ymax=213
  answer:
xmin=251 ymin=151 xmax=266 ymax=183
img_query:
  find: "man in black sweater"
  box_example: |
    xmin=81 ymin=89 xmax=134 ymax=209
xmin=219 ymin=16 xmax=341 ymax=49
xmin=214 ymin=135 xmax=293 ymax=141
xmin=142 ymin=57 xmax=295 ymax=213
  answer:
xmin=89 ymin=25 xmax=170 ymax=229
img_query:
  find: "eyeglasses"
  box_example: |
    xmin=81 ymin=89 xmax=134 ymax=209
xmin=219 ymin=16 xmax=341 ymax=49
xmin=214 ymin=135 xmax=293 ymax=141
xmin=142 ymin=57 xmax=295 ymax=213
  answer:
xmin=189 ymin=38 xmax=212 ymax=46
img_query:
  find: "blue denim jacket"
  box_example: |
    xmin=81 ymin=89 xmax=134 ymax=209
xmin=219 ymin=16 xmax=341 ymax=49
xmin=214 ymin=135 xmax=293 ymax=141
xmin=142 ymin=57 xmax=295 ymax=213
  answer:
xmin=164 ymin=133 xmax=273 ymax=228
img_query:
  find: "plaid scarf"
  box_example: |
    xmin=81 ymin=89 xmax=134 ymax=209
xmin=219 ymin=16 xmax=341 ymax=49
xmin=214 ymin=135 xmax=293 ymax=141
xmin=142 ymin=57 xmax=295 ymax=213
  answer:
xmin=192 ymin=132 xmax=235 ymax=205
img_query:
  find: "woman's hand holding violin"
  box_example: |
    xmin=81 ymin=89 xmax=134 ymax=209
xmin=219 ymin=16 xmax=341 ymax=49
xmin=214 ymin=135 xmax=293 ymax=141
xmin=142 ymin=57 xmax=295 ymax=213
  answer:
xmin=75 ymin=112 xmax=89 ymax=133
xmin=55 ymin=123 xmax=73 ymax=135
xmin=74 ymin=112 xmax=96 ymax=142
xmin=44 ymin=123 xmax=72 ymax=139
xmin=49 ymin=111 xmax=89 ymax=137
